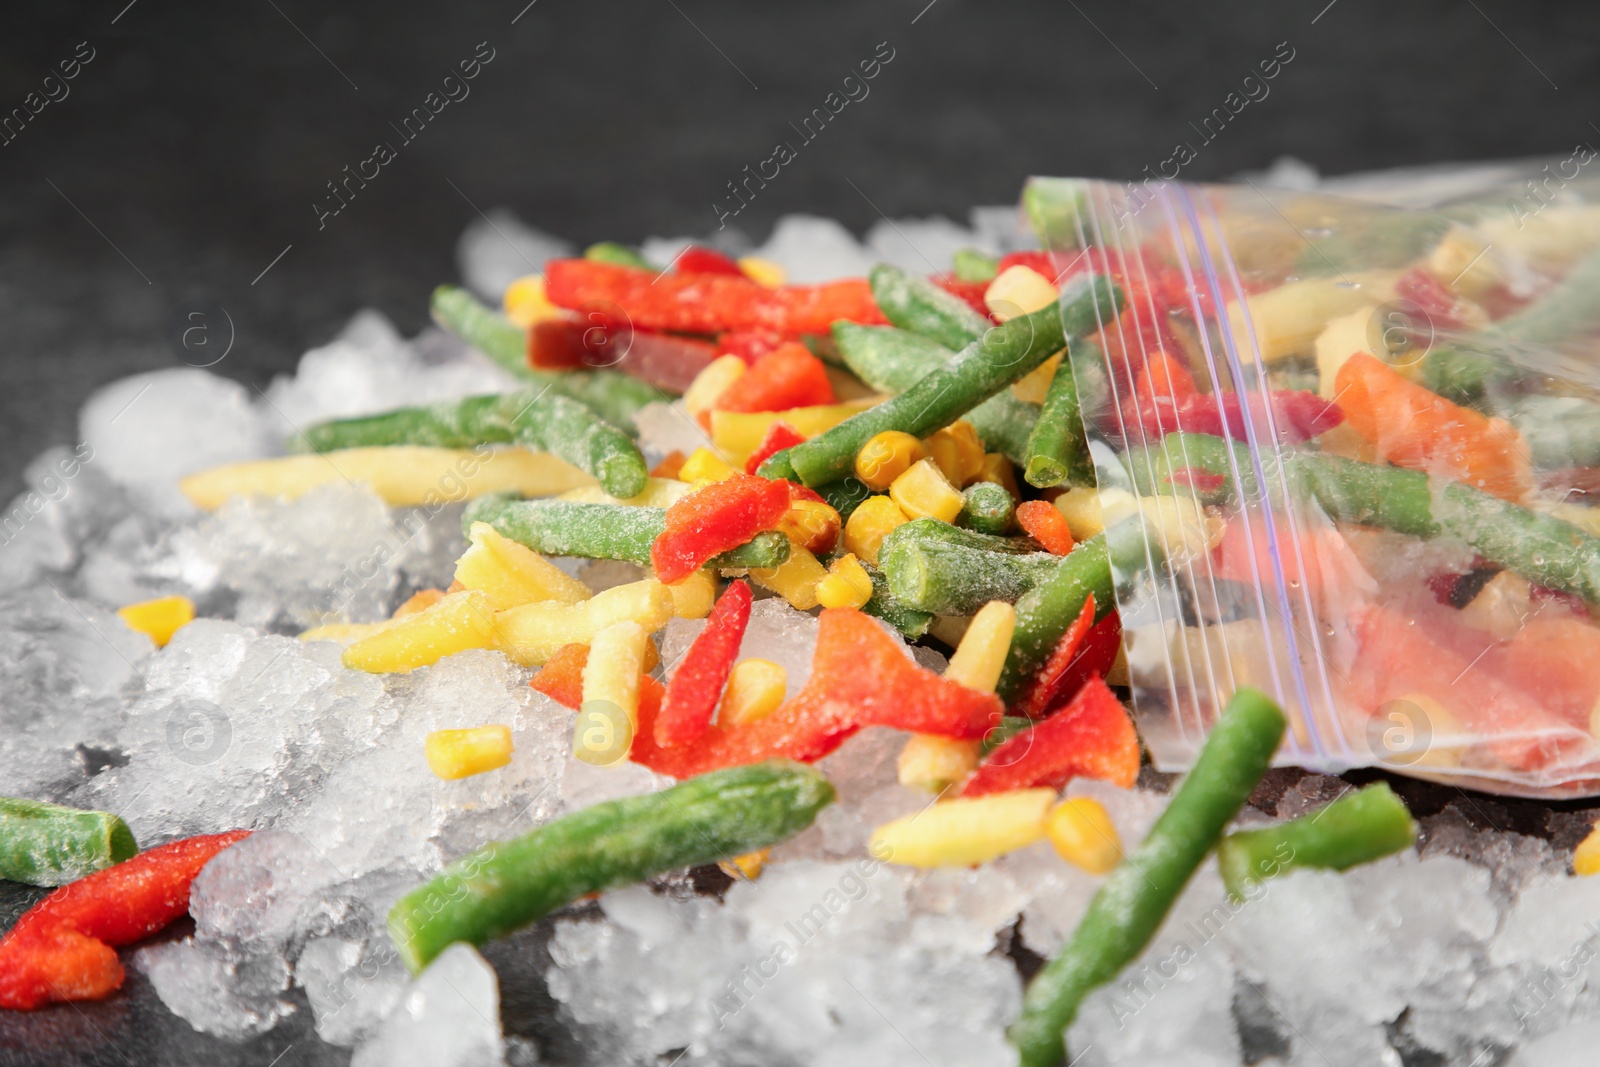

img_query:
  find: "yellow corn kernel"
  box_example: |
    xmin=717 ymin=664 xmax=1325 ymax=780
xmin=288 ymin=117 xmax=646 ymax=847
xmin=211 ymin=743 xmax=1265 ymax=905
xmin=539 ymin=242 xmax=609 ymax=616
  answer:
xmin=117 ymin=595 xmax=195 ymax=648
xmin=502 ymin=274 xmax=560 ymax=327
xmin=1046 ymin=797 xmax=1123 ymax=875
xmin=679 ymin=448 xmax=738 ymax=484
xmin=300 ymin=621 xmax=394 ymax=645
xmin=344 ymin=589 xmax=498 ymax=674
xmin=558 ymin=478 xmax=694 ymax=508
xmin=922 ymin=421 xmax=986 ymax=488
xmin=1574 ymin=822 xmax=1600 ymax=876
xmin=842 ymin=494 xmax=909 ymax=566
xmin=944 ymin=600 xmax=1016 ymax=694
xmin=986 ymin=264 xmax=1059 ymax=320
xmin=779 ymin=499 xmax=842 ymax=554
xmin=719 ymin=658 xmax=788 ymax=726
xmin=180 ymin=446 xmax=594 ymax=511
xmin=815 ymin=553 xmax=874 ymax=610
xmin=718 ymin=847 xmax=771 ymax=881
xmin=870 ymin=789 xmax=1056 ymax=868
xmin=897 ymin=735 xmax=980 ymax=794
xmin=976 ymin=452 xmax=1021 ymax=500
xmin=738 ymin=257 xmax=786 ymax=288
xmin=455 ymin=522 xmax=592 ymax=611
xmin=495 ymin=579 xmax=675 ymax=666
xmin=684 ymin=355 xmax=748 ymax=424
xmin=711 ymin=400 xmax=879 ymax=467
xmin=889 ymin=458 xmax=964 ymax=523
xmin=425 ymin=725 xmax=514 ymax=780
xmin=1053 ymin=486 xmax=1103 ymax=540
xmin=1012 ymin=352 xmax=1061 ymax=405
xmin=750 ymin=546 xmax=828 ymax=611
xmin=854 ymin=431 xmax=926 ymax=491
xmin=664 ymin=569 xmax=718 ymax=619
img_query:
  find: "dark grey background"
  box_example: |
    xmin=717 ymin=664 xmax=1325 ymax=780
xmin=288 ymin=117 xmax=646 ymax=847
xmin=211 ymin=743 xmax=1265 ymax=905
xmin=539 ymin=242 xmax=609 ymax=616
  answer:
xmin=1 ymin=1 xmax=1598 ymax=1063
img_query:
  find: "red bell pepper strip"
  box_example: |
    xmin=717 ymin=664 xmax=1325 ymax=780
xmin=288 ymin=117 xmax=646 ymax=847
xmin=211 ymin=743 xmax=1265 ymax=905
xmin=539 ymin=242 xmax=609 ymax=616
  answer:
xmin=634 ymin=608 xmax=1003 ymax=778
xmin=1012 ymin=594 xmax=1096 ymax=719
xmin=650 ymin=473 xmax=792 ymax=583
xmin=1015 ymin=500 xmax=1077 ymax=556
xmin=655 ymin=580 xmax=752 ymax=748
xmin=1334 ymin=351 xmax=1531 ymax=501
xmin=717 ymin=328 xmax=793 ymax=365
xmin=528 ymin=319 xmax=716 ymax=393
xmin=675 ymin=245 xmax=745 ymax=276
xmin=744 ymin=421 xmax=808 ymax=476
xmin=0 ymin=831 xmax=251 ymax=1010
xmin=1122 ymin=388 xmax=1344 ymax=444
xmin=1133 ymin=350 xmax=1196 ymax=402
xmin=933 ymin=274 xmax=994 ymax=317
xmin=544 ymin=259 xmax=886 ymax=335
xmin=963 ymin=676 xmax=1139 ymax=795
xmin=711 ymin=342 xmax=835 ymax=415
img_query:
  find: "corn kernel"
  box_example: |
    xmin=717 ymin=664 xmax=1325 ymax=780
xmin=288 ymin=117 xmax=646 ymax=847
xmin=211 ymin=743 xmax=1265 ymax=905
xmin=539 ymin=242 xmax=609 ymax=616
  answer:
xmin=502 ymin=274 xmax=560 ymax=327
xmin=455 ymin=521 xmax=592 ymax=610
xmin=869 ymin=789 xmax=1055 ymax=868
xmin=1054 ymin=486 xmax=1108 ymax=540
xmin=842 ymin=494 xmax=909 ymax=566
xmin=779 ymin=499 xmax=842 ymax=554
xmin=854 ymin=431 xmax=926 ymax=491
xmin=897 ymin=735 xmax=980 ymax=794
xmin=425 ymin=725 xmax=513 ymax=779
xmin=678 ymin=447 xmax=738 ymax=484
xmin=1012 ymin=352 xmax=1061 ymax=405
xmin=684 ymin=355 xmax=747 ymax=424
xmin=922 ymin=421 xmax=986 ymax=487
xmin=664 ymin=569 xmax=718 ymax=619
xmin=944 ymin=601 xmax=1016 ymax=694
xmin=738 ymin=256 xmax=786 ymax=288
xmin=889 ymin=458 xmax=964 ymax=523
xmin=1575 ymin=822 xmax=1600 ymax=876
xmin=986 ymin=264 xmax=1059 ymax=320
xmin=976 ymin=452 xmax=1021 ymax=499
xmin=344 ymin=590 xmax=498 ymax=673
xmin=718 ymin=847 xmax=771 ymax=881
xmin=750 ymin=546 xmax=828 ymax=611
xmin=117 ymin=595 xmax=195 ymax=648
xmin=495 ymin=579 xmax=675 ymax=666
xmin=1046 ymin=797 xmax=1123 ymax=875
xmin=576 ymin=620 xmax=648 ymax=766
xmin=719 ymin=658 xmax=788 ymax=726
xmin=815 ymin=553 xmax=875 ymax=610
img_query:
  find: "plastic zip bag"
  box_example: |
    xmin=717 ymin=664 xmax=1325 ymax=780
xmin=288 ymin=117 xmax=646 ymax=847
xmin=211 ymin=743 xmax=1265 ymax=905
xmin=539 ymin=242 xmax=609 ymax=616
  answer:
xmin=1020 ymin=173 xmax=1600 ymax=797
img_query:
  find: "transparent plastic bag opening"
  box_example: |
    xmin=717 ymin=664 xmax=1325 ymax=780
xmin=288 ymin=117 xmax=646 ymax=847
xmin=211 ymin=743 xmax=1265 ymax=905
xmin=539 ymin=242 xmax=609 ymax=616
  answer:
xmin=1021 ymin=173 xmax=1600 ymax=798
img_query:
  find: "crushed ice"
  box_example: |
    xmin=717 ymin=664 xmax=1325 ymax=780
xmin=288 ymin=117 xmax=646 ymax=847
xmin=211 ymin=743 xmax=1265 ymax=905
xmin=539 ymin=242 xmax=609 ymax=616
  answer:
xmin=0 ymin=211 xmax=1595 ymax=1065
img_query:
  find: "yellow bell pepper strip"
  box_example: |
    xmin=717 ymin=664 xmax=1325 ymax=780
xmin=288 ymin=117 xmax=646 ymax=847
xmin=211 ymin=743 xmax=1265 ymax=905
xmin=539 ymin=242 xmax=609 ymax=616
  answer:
xmin=116 ymin=595 xmax=194 ymax=648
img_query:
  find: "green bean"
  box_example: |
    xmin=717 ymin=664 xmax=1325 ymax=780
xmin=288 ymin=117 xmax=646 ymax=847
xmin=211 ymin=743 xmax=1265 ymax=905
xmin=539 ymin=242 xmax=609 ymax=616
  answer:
xmin=869 ymin=263 xmax=993 ymax=350
xmin=430 ymin=285 xmax=667 ymax=432
xmin=1506 ymin=394 xmax=1600 ymax=468
xmin=859 ymin=561 xmax=935 ymax=640
xmin=1023 ymin=339 xmax=1105 ymax=489
xmin=1024 ymin=178 xmax=1090 ymax=251
xmin=832 ymin=322 xmax=1043 ymax=465
xmin=584 ymin=241 xmax=657 ymax=271
xmin=777 ymin=276 xmax=1122 ymax=487
xmin=953 ymin=248 xmax=999 ymax=284
xmin=1141 ymin=431 xmax=1600 ymax=605
xmin=0 ymin=798 xmax=139 ymax=887
xmin=463 ymin=496 xmax=790 ymax=571
xmin=880 ymin=537 xmax=1061 ymax=617
xmin=960 ymin=481 xmax=1016 ymax=535
xmin=389 ymin=761 xmax=834 ymax=972
xmin=1010 ymin=689 xmax=1287 ymax=1067
xmin=1217 ymin=783 xmax=1415 ymax=901
xmin=298 ymin=391 xmax=649 ymax=500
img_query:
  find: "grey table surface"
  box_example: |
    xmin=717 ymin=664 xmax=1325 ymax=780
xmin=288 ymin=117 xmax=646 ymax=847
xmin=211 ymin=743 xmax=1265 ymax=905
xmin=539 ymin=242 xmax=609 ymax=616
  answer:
xmin=3 ymin=0 xmax=1600 ymax=1063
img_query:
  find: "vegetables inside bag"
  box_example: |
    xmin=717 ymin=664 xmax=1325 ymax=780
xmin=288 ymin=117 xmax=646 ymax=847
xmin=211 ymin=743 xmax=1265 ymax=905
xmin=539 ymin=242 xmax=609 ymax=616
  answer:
xmin=1023 ymin=173 xmax=1600 ymax=797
